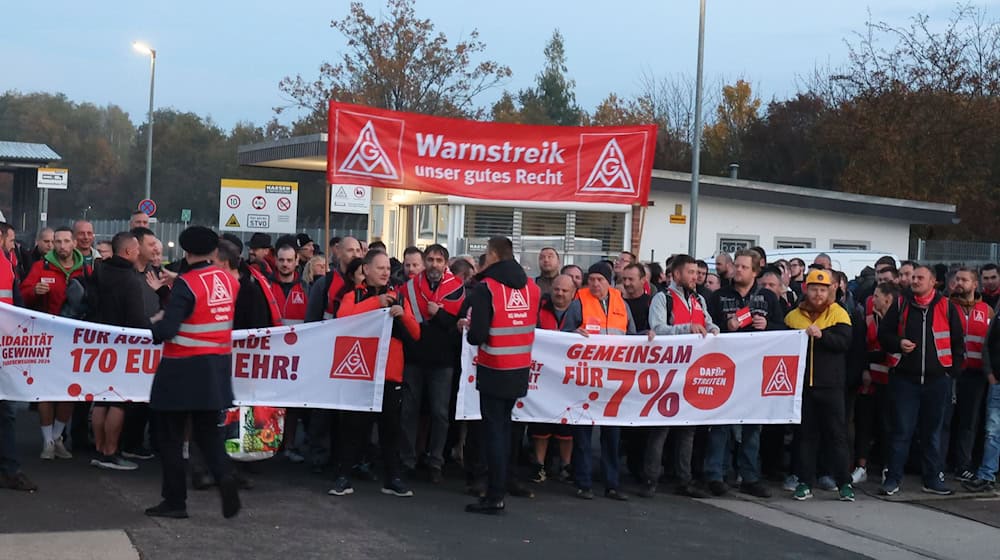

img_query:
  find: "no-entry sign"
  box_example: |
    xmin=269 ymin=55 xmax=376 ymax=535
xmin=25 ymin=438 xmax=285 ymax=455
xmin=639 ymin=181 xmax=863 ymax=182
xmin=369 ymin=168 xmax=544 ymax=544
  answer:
xmin=218 ymin=178 xmax=298 ymax=233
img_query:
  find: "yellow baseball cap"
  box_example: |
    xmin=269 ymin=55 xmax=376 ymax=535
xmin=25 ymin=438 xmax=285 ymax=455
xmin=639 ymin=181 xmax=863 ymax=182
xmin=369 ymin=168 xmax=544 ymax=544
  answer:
xmin=805 ymin=269 xmax=832 ymax=286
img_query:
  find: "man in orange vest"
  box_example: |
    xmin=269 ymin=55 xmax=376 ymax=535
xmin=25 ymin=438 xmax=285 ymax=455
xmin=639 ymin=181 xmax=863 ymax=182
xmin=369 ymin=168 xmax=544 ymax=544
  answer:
xmin=145 ymin=226 xmax=240 ymax=519
xmin=878 ymin=264 xmax=965 ymax=496
xmin=948 ymin=267 xmax=994 ymax=482
xmin=561 ymin=262 xmax=645 ymax=502
xmin=0 ymin=222 xmax=36 ymax=492
xmin=464 ymin=237 xmax=540 ymax=515
xmin=644 ymin=254 xmax=717 ymax=499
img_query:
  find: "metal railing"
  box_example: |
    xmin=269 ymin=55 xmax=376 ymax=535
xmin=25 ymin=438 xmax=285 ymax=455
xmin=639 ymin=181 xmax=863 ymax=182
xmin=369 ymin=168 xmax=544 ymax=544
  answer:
xmin=916 ymin=239 xmax=999 ymax=265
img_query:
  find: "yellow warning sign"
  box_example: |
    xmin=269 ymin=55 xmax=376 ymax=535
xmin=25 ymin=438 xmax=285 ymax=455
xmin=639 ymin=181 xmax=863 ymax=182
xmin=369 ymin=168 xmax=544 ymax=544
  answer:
xmin=225 ymin=214 xmax=241 ymax=228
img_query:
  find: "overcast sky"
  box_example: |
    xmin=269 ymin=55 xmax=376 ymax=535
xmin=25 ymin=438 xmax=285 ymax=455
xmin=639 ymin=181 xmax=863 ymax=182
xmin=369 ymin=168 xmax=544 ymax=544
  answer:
xmin=2 ymin=1 xmax=994 ymax=130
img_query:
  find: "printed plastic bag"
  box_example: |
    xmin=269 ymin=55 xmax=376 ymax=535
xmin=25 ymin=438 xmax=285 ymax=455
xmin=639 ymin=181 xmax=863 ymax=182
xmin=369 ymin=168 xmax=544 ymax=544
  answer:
xmin=222 ymin=406 xmax=285 ymax=461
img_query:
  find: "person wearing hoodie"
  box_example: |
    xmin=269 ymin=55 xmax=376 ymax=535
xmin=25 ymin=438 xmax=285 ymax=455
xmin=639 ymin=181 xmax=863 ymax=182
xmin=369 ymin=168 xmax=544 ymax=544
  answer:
xmin=463 ymin=237 xmax=540 ymax=515
xmin=88 ymin=231 xmax=151 ymax=471
xmin=948 ymin=268 xmax=995 ymax=482
xmin=331 ymin=250 xmax=419 ymax=499
xmin=785 ymin=270 xmax=856 ymax=502
xmin=878 ymin=264 xmax=965 ymax=496
xmin=964 ymin=301 xmax=1000 ymax=492
xmin=645 ymin=254 xmax=716 ymax=499
xmin=21 ymin=226 xmax=90 ymax=460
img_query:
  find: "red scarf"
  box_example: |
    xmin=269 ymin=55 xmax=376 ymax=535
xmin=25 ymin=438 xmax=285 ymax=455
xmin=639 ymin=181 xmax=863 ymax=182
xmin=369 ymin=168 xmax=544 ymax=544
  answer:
xmin=412 ymin=269 xmax=465 ymax=318
xmin=914 ymin=290 xmax=935 ymax=308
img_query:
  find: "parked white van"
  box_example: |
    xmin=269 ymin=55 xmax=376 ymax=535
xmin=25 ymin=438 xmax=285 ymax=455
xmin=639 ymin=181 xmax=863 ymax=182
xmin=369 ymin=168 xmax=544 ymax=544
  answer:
xmin=763 ymin=249 xmax=901 ymax=280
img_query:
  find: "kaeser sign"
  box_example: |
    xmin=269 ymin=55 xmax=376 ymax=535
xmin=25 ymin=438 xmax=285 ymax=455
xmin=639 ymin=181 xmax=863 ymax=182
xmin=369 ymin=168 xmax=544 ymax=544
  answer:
xmin=327 ymin=102 xmax=657 ymax=205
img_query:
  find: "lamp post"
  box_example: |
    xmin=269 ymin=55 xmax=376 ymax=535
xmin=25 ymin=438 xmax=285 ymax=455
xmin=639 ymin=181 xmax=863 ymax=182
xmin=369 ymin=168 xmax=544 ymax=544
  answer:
xmin=133 ymin=41 xmax=156 ymax=203
xmin=688 ymin=0 xmax=706 ymax=257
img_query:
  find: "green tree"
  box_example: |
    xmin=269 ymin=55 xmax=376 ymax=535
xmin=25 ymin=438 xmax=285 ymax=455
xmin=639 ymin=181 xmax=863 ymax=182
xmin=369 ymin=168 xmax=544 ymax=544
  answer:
xmin=492 ymin=29 xmax=582 ymax=126
xmin=277 ymin=0 xmax=511 ymax=132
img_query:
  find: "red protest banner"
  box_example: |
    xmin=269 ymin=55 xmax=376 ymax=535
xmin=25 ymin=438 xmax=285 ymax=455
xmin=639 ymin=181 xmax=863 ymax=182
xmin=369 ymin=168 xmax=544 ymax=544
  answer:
xmin=327 ymin=102 xmax=657 ymax=205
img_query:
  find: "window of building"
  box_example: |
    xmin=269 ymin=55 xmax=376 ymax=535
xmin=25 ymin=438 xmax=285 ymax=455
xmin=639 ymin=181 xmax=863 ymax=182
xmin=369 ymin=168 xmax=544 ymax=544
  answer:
xmin=831 ymin=240 xmax=870 ymax=250
xmin=718 ymin=236 xmax=758 ymax=255
xmin=774 ymin=237 xmax=815 ymax=249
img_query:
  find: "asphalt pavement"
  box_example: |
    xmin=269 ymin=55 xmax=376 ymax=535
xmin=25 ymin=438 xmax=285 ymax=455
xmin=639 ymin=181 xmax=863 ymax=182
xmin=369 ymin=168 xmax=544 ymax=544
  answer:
xmin=0 ymin=410 xmax=871 ymax=560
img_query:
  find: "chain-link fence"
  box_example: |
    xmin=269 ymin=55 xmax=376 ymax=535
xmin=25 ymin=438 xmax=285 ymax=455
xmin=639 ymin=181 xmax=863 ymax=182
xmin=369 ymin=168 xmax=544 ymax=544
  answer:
xmin=916 ymin=239 xmax=1000 ymax=266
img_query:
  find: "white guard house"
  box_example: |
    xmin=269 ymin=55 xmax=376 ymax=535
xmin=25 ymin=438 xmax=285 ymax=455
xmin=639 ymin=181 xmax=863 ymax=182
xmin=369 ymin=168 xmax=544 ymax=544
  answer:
xmin=238 ymin=134 xmax=957 ymax=272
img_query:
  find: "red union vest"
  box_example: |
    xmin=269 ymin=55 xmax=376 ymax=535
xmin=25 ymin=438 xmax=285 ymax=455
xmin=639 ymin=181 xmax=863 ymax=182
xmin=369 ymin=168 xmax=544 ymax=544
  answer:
xmin=272 ymin=278 xmax=308 ymax=325
xmin=957 ymin=300 xmax=991 ymax=370
xmin=899 ymin=296 xmax=954 ymax=369
xmin=163 ymin=266 xmax=236 ymax=358
xmin=477 ymin=277 xmax=540 ymax=371
xmin=865 ymin=296 xmax=899 ymax=384
xmin=537 ymin=301 xmax=568 ymax=331
xmin=669 ymin=286 xmax=706 ymax=327
xmin=0 ymin=250 xmax=14 ymax=304
xmin=247 ymin=266 xmax=282 ymax=327
xmin=323 ymin=270 xmax=347 ymax=319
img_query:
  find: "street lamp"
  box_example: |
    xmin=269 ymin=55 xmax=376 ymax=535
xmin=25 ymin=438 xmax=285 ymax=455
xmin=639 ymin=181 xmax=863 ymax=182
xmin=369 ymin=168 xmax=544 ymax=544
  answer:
xmin=133 ymin=41 xmax=156 ymax=203
xmin=688 ymin=0 xmax=706 ymax=257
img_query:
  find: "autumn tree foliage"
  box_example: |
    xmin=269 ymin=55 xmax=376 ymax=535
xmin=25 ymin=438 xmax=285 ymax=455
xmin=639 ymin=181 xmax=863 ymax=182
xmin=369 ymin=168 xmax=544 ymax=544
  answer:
xmin=277 ymin=0 xmax=510 ymax=133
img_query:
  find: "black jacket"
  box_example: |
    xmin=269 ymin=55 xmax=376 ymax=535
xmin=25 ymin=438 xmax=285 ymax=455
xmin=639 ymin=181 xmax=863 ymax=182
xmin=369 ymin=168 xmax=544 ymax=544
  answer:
xmin=466 ymin=259 xmax=531 ymax=399
xmin=92 ymin=256 xmax=150 ymax=329
xmin=707 ymin=284 xmax=786 ymax=333
xmin=234 ymin=263 xmax=275 ymax=330
xmin=878 ymin=292 xmax=965 ymax=383
xmin=403 ymin=275 xmax=464 ymax=367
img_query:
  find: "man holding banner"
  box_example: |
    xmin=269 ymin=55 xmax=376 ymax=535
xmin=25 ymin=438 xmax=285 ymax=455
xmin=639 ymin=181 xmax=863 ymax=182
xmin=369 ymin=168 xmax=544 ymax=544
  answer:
xmin=644 ymin=254 xmax=717 ymax=499
xmin=561 ymin=262 xmax=643 ymax=502
xmin=145 ymin=226 xmax=240 ymax=520
xmin=464 ymin=237 xmax=540 ymax=515
xmin=703 ymin=249 xmax=785 ymax=499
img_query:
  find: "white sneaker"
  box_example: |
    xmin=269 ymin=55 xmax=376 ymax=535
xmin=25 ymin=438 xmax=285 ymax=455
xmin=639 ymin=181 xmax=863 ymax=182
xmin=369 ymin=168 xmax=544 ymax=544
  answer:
xmin=53 ymin=437 xmax=73 ymax=459
xmin=40 ymin=441 xmax=55 ymax=460
xmin=851 ymin=466 xmax=868 ymax=484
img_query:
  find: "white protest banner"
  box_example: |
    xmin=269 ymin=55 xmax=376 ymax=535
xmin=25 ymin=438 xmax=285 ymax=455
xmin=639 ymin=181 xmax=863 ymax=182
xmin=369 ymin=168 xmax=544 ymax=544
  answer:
xmin=0 ymin=304 xmax=392 ymax=412
xmin=457 ymin=329 xmax=807 ymax=426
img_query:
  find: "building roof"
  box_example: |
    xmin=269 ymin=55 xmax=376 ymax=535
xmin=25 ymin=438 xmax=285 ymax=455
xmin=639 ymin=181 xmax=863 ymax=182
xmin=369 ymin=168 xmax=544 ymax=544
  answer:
xmin=0 ymin=141 xmax=61 ymax=165
xmin=651 ymin=170 xmax=957 ymax=225
xmin=237 ymin=134 xmax=958 ymax=225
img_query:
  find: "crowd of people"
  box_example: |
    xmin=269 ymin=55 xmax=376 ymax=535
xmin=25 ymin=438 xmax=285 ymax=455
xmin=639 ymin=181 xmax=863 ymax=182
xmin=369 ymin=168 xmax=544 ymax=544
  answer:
xmin=0 ymin=215 xmax=998 ymax=518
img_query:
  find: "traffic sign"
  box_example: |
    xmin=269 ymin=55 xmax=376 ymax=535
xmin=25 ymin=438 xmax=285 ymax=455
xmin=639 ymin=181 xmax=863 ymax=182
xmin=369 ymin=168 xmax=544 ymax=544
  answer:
xmin=218 ymin=178 xmax=297 ymax=233
xmin=37 ymin=168 xmax=69 ymax=190
xmin=180 ymin=208 xmax=192 ymax=222
xmin=138 ymin=199 xmax=157 ymax=217
xmin=330 ymin=184 xmax=371 ymax=215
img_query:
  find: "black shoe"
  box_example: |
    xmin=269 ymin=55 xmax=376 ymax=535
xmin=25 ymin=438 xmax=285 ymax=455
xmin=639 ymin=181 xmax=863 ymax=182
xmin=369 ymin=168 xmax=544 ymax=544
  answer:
xmin=637 ymin=481 xmax=657 ymax=498
xmin=604 ymin=488 xmax=629 ymax=501
xmin=145 ymin=502 xmax=189 ymax=519
xmin=708 ymin=480 xmax=729 ymax=497
xmin=529 ymin=463 xmax=547 ymax=483
xmin=740 ymin=481 xmax=772 ymax=498
xmin=429 ymin=467 xmax=443 ymax=484
xmin=465 ymin=497 xmax=505 ymax=515
xmin=507 ymin=480 xmax=535 ymax=498
xmin=191 ymin=471 xmax=214 ymax=490
xmin=310 ymin=464 xmax=325 ymax=475
xmin=122 ymin=447 xmax=155 ymax=460
xmin=676 ymin=482 xmax=711 ymax=499
xmin=219 ymin=475 xmax=241 ymax=519
xmin=0 ymin=471 xmax=38 ymax=492
xmin=962 ymin=478 xmax=996 ymax=493
xmin=381 ymin=478 xmax=414 ymax=497
xmin=575 ymin=488 xmax=595 ymax=500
